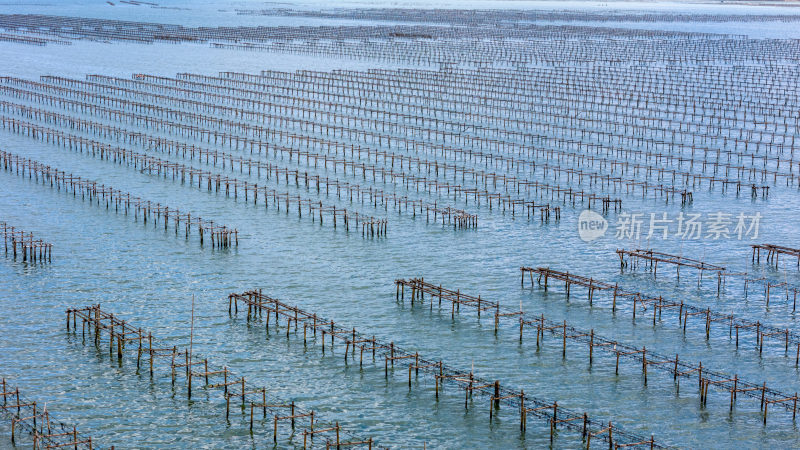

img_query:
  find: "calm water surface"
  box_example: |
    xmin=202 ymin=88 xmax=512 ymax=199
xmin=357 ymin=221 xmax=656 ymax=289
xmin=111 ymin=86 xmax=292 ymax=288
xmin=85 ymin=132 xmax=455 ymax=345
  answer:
xmin=1 ymin=1 xmax=800 ymax=448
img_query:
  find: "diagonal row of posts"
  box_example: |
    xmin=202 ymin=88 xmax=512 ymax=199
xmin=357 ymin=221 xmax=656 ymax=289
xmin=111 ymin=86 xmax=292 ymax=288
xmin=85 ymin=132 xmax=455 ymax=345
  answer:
xmin=228 ymin=290 xmax=661 ymax=448
xmin=0 ymin=377 xmax=93 ymax=449
xmin=65 ymin=305 xmax=374 ymax=449
xmin=398 ymin=276 xmax=799 ymax=426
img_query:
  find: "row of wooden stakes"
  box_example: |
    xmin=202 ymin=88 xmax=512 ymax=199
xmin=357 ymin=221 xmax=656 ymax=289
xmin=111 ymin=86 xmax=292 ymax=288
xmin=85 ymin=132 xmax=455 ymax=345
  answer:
xmin=228 ymin=290 xmax=659 ymax=448
xmin=616 ymin=248 xmax=800 ymax=311
xmin=1 ymin=378 xmax=93 ymax=449
xmin=0 ymin=149 xmax=238 ymax=248
xmin=213 ymin=69 xmax=782 ymax=190
xmin=2 ymin=75 xmax=557 ymax=221
xmin=65 ymin=305 xmax=373 ymax=448
xmin=39 ymin=74 xmax=683 ymax=206
xmin=397 ymin=276 xmax=800 ymax=426
xmin=234 ymin=67 xmax=798 ymax=181
xmin=0 ymin=113 xmax=391 ymax=234
xmin=1 ymin=221 xmax=52 ymax=262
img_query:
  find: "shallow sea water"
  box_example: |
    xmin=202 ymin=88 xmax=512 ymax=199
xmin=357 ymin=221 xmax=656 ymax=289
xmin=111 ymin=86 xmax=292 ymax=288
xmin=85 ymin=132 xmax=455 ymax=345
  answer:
xmin=1 ymin=1 xmax=800 ymax=448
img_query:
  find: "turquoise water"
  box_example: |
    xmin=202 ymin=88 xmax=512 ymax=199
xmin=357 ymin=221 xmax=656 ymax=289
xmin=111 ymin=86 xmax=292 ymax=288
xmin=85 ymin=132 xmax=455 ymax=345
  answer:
xmin=1 ymin=1 xmax=800 ymax=449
